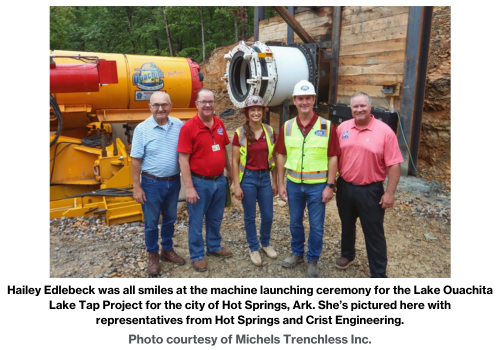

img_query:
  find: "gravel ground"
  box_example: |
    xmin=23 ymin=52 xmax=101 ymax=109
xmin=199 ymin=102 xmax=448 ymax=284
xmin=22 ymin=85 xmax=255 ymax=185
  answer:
xmin=50 ymin=115 xmax=450 ymax=278
xmin=50 ymin=175 xmax=450 ymax=279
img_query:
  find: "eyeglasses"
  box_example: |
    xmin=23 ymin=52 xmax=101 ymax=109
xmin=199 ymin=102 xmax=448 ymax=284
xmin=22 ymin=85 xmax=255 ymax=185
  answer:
xmin=196 ymin=100 xmax=215 ymax=106
xmin=151 ymin=103 xmax=171 ymax=110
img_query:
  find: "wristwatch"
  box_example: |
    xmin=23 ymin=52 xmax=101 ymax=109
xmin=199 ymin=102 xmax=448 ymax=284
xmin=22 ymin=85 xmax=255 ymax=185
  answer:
xmin=326 ymin=183 xmax=336 ymax=189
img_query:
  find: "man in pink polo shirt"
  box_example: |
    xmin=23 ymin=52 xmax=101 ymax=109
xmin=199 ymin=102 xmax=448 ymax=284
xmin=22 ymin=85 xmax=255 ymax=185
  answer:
xmin=335 ymin=92 xmax=403 ymax=278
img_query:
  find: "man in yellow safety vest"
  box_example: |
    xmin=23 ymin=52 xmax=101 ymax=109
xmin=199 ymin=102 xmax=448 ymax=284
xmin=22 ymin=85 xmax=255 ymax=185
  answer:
xmin=275 ymin=80 xmax=340 ymax=277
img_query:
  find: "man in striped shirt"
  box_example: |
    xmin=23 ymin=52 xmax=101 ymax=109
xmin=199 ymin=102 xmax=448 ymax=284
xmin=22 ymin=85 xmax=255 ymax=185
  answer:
xmin=131 ymin=91 xmax=185 ymax=276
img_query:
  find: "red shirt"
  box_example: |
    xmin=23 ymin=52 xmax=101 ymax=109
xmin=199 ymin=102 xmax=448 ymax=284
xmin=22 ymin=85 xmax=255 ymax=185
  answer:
xmin=274 ymin=113 xmax=340 ymax=157
xmin=232 ymin=128 xmax=276 ymax=170
xmin=336 ymin=116 xmax=403 ymax=185
xmin=177 ymin=114 xmax=230 ymax=176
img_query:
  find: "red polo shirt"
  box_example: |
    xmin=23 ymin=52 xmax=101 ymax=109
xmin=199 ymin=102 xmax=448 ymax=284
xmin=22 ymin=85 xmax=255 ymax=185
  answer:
xmin=274 ymin=113 xmax=340 ymax=157
xmin=177 ymin=114 xmax=230 ymax=176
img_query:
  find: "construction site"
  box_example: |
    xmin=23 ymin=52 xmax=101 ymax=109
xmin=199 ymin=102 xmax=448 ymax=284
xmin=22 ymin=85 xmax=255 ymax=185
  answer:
xmin=49 ymin=6 xmax=451 ymax=278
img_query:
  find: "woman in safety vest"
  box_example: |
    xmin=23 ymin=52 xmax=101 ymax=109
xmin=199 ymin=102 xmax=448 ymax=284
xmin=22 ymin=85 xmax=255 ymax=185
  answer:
xmin=231 ymin=95 xmax=278 ymax=266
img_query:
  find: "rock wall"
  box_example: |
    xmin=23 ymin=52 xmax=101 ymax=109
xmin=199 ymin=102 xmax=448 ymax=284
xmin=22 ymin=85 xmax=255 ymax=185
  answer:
xmin=418 ymin=6 xmax=451 ymax=181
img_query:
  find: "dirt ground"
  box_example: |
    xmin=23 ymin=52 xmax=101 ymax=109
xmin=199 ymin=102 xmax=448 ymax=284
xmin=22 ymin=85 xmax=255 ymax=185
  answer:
xmin=50 ymin=116 xmax=451 ymax=279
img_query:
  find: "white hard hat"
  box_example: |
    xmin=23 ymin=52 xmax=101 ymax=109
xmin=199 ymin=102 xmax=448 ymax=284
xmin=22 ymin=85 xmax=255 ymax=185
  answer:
xmin=292 ymin=80 xmax=316 ymax=96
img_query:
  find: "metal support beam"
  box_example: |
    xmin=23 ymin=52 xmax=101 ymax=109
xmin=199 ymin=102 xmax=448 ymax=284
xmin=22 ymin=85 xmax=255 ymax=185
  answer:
xmin=328 ymin=6 xmax=341 ymax=108
xmin=399 ymin=6 xmax=433 ymax=176
xmin=279 ymin=100 xmax=290 ymax=130
xmin=287 ymin=7 xmax=294 ymax=44
xmin=254 ymin=7 xmax=266 ymax=41
xmin=272 ymin=6 xmax=315 ymax=43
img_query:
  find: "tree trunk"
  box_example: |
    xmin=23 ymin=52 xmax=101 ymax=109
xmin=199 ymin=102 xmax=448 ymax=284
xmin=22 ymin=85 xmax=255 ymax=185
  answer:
xmin=162 ymin=6 xmax=174 ymax=56
xmin=126 ymin=9 xmax=136 ymax=54
xmin=199 ymin=7 xmax=205 ymax=60
xmin=240 ymin=7 xmax=245 ymax=40
xmin=234 ymin=12 xmax=238 ymax=42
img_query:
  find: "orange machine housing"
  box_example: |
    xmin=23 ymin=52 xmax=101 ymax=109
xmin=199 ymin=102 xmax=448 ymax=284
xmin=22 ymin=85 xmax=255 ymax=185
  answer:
xmin=51 ymin=50 xmax=202 ymax=137
xmin=50 ymin=51 xmax=203 ymax=224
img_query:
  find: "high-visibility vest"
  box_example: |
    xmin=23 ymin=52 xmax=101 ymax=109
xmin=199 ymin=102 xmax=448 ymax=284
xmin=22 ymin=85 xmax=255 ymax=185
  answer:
xmin=235 ymin=123 xmax=275 ymax=182
xmin=284 ymin=116 xmax=330 ymax=184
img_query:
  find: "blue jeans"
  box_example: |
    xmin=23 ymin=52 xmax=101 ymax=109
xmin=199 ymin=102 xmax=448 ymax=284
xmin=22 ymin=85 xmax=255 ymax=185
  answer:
xmin=286 ymin=180 xmax=326 ymax=262
xmin=141 ymin=174 xmax=181 ymax=253
xmin=187 ymin=175 xmax=226 ymax=261
xmin=240 ymin=169 xmax=274 ymax=252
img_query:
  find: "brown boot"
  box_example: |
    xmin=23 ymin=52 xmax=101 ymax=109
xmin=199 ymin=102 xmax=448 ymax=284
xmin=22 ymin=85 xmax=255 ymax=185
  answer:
xmin=160 ymin=249 xmax=186 ymax=265
xmin=192 ymin=258 xmax=208 ymax=272
xmin=147 ymin=252 xmax=161 ymax=275
xmin=207 ymin=247 xmax=232 ymax=258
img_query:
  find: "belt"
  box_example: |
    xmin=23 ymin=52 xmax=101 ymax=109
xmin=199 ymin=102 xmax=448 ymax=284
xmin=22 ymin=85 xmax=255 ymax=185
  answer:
xmin=340 ymin=177 xmax=382 ymax=187
xmin=191 ymin=171 xmax=223 ymax=181
xmin=142 ymin=172 xmax=179 ymax=181
xmin=245 ymin=169 xmax=269 ymax=174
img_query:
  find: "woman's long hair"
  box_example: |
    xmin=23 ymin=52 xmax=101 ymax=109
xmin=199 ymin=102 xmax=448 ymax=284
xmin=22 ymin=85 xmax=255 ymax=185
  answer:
xmin=242 ymin=107 xmax=264 ymax=146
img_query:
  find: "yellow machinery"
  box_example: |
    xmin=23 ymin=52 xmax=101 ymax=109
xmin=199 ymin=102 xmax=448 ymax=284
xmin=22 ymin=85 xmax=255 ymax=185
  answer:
xmin=50 ymin=50 xmax=203 ymax=225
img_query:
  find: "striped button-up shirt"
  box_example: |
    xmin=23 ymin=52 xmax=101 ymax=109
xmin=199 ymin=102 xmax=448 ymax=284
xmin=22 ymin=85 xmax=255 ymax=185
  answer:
xmin=130 ymin=115 xmax=183 ymax=177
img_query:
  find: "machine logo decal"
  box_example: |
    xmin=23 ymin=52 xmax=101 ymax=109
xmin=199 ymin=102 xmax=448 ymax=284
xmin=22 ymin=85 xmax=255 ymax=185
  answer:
xmin=342 ymin=131 xmax=349 ymax=139
xmin=132 ymin=62 xmax=164 ymax=91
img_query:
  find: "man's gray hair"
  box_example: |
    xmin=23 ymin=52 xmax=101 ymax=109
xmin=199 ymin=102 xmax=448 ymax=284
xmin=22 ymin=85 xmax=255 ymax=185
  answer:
xmin=350 ymin=92 xmax=371 ymax=106
xmin=150 ymin=91 xmax=171 ymax=103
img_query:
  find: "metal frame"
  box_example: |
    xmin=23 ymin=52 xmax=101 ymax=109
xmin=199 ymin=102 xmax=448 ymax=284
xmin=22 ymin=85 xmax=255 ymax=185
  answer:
xmin=329 ymin=6 xmax=341 ymax=109
xmin=399 ymin=6 xmax=433 ymax=176
xmin=287 ymin=7 xmax=294 ymax=44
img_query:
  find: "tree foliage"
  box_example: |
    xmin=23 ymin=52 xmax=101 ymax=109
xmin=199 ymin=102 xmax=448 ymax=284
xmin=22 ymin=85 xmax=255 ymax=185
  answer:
xmin=50 ymin=6 xmax=255 ymax=62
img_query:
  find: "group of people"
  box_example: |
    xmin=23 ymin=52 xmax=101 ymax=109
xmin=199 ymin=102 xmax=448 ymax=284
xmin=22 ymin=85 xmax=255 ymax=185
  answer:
xmin=131 ymin=81 xmax=403 ymax=278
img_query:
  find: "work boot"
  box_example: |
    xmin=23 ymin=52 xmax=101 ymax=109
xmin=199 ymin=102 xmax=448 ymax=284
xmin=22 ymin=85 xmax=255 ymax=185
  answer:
xmin=282 ymin=254 xmax=303 ymax=268
xmin=192 ymin=258 xmax=208 ymax=272
xmin=249 ymin=250 xmax=262 ymax=266
xmin=160 ymin=249 xmax=186 ymax=265
xmin=307 ymin=260 xmax=319 ymax=278
xmin=147 ymin=252 xmax=160 ymax=276
xmin=207 ymin=247 xmax=232 ymax=258
xmin=335 ymin=257 xmax=354 ymax=270
xmin=261 ymin=245 xmax=277 ymax=259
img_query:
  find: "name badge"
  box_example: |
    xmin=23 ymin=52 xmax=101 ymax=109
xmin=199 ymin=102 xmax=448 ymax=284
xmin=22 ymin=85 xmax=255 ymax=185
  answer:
xmin=212 ymin=144 xmax=221 ymax=151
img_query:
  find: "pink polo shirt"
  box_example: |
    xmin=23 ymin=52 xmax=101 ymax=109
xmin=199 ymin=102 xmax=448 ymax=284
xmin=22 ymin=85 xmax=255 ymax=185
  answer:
xmin=337 ymin=116 xmax=403 ymax=185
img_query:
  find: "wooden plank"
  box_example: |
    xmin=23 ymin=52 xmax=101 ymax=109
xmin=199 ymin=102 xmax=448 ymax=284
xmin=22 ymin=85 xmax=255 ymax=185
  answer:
xmin=260 ymin=16 xmax=285 ymax=26
xmin=339 ymin=50 xmax=406 ymax=66
xmin=339 ymin=38 xmax=406 ymax=56
xmin=340 ymin=25 xmax=407 ymax=46
xmin=338 ymin=74 xmax=403 ymax=85
xmin=338 ymin=84 xmax=397 ymax=98
xmin=341 ymin=6 xmax=379 ymax=17
xmin=259 ymin=7 xmax=333 ymax=43
xmin=341 ymin=13 xmax=408 ymax=35
xmin=338 ymin=62 xmax=404 ymax=75
xmin=342 ymin=6 xmax=409 ymax=25
xmin=296 ymin=16 xmax=331 ymax=27
xmin=295 ymin=7 xmax=332 ymax=21
xmin=336 ymin=94 xmax=401 ymax=110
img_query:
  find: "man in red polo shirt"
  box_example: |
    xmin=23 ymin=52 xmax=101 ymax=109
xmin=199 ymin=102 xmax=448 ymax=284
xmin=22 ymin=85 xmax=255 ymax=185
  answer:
xmin=178 ymin=88 xmax=233 ymax=272
xmin=335 ymin=92 xmax=403 ymax=278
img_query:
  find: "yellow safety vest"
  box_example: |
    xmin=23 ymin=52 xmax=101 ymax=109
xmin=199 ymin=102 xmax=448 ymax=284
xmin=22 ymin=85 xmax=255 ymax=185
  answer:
xmin=235 ymin=123 xmax=275 ymax=182
xmin=284 ymin=116 xmax=330 ymax=184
